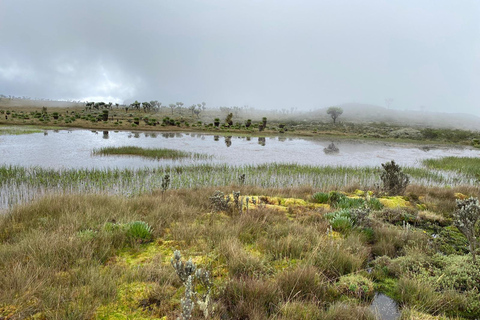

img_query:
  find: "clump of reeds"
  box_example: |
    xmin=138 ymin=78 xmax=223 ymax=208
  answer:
xmin=92 ymin=146 xmax=209 ymax=160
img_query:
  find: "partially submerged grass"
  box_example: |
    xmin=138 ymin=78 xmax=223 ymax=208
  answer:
xmin=0 ymin=162 xmax=469 ymax=210
xmin=0 ymin=125 xmax=43 ymax=135
xmin=423 ymin=157 xmax=480 ymax=180
xmin=93 ymin=146 xmax=210 ymax=160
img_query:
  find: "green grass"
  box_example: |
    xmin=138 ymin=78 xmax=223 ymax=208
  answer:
xmin=0 ymin=125 xmax=43 ymax=135
xmin=423 ymin=157 xmax=480 ymax=179
xmin=93 ymin=146 xmax=209 ymax=160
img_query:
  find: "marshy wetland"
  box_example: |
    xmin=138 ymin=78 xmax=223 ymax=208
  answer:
xmin=1 ymin=122 xmax=480 ymax=319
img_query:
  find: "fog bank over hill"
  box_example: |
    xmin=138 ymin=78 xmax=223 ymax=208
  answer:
xmin=308 ymin=103 xmax=480 ymax=131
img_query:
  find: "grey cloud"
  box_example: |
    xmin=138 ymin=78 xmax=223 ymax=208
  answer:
xmin=1 ymin=0 xmax=479 ymax=115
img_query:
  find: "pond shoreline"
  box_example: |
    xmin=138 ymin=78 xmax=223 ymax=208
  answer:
xmin=0 ymin=122 xmax=474 ymax=147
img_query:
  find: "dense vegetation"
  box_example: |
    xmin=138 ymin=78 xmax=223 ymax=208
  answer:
xmin=1 ymin=101 xmax=480 ymax=319
xmin=2 ymin=102 xmax=480 ymax=146
xmin=0 ymin=159 xmax=480 ymax=319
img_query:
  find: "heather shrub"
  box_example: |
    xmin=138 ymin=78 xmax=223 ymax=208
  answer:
xmin=381 ymin=160 xmax=410 ymax=195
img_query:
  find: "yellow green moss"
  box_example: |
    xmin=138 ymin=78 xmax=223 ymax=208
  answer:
xmin=454 ymin=193 xmax=467 ymax=200
xmin=0 ymin=304 xmax=17 ymax=318
xmin=354 ymin=189 xmax=365 ymax=196
xmin=116 ymin=240 xmax=184 ymax=268
xmin=379 ymin=196 xmax=410 ymax=208
xmin=95 ymin=282 xmax=161 ymax=320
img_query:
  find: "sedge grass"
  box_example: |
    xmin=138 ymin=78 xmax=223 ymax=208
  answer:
xmin=0 ymin=163 xmax=471 ymax=210
xmin=0 ymin=125 xmax=43 ymax=135
xmin=0 ymin=185 xmax=478 ymax=318
xmin=423 ymin=157 xmax=480 ymax=179
xmin=93 ymin=146 xmax=210 ymax=160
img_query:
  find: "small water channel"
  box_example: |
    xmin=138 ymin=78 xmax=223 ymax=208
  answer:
xmin=1 ymin=129 xmax=478 ymax=169
xmin=370 ymin=293 xmax=400 ymax=320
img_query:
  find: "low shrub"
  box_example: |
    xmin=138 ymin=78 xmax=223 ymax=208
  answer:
xmin=325 ymin=209 xmax=354 ymax=232
xmin=126 ymin=221 xmax=153 ymax=243
xmin=336 ymin=274 xmax=375 ymax=300
xmin=381 ymin=160 xmax=410 ymax=195
xmin=312 ymin=192 xmax=329 ymax=204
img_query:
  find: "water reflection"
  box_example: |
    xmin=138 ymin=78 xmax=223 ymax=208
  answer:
xmin=1 ymin=129 xmax=479 ymax=170
xmin=225 ymin=136 xmax=232 ymax=147
xmin=258 ymin=137 xmax=266 ymax=146
xmin=162 ymin=133 xmax=175 ymax=138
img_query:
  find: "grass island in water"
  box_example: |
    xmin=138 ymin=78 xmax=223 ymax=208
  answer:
xmin=93 ymin=146 xmax=210 ymax=160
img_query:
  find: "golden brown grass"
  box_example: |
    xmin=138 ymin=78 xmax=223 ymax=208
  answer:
xmin=0 ymin=185 xmax=477 ymax=319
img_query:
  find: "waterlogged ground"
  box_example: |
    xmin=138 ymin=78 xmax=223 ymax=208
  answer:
xmin=1 ymin=129 xmax=479 ymax=169
xmin=1 ymin=129 xmax=479 ymax=210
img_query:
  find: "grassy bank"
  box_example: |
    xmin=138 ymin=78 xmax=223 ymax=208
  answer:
xmin=93 ymin=146 xmax=210 ymax=160
xmin=1 ymin=185 xmax=479 ymax=319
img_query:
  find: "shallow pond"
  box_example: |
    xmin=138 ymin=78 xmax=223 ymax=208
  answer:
xmin=0 ymin=129 xmax=478 ymax=169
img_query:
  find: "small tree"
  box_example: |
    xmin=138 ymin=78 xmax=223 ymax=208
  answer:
xmin=225 ymin=113 xmax=233 ymax=127
xmin=454 ymin=197 xmax=480 ymax=263
xmin=327 ymin=106 xmax=343 ymax=124
xmin=193 ymin=103 xmax=206 ymax=118
xmin=380 ymin=160 xmax=409 ymax=195
xmin=169 ymin=103 xmax=177 ymax=115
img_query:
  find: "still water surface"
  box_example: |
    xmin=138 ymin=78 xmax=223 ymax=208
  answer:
xmin=1 ymin=129 xmax=479 ymax=169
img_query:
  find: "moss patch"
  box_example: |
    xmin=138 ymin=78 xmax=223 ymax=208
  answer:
xmin=379 ymin=196 xmax=410 ymax=208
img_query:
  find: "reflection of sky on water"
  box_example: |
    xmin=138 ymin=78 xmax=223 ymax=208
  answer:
xmin=1 ymin=129 xmax=479 ymax=169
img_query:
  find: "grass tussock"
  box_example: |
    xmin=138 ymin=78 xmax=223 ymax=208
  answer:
xmin=1 ymin=184 xmax=480 ymax=319
xmin=93 ymin=145 xmax=209 ymax=160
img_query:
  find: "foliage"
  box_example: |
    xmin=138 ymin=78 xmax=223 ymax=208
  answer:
xmin=325 ymin=209 xmax=354 ymax=232
xmin=381 ymin=160 xmax=410 ymax=195
xmin=351 ymin=207 xmax=371 ymax=227
xmin=453 ymin=197 xmax=480 ymax=262
xmin=209 ymin=191 xmax=231 ymax=212
xmin=327 ymin=106 xmax=343 ymax=124
xmin=126 ymin=221 xmax=153 ymax=243
xmin=161 ymin=174 xmax=170 ymax=194
xmin=312 ymin=192 xmax=330 ymax=203
xmin=336 ymin=274 xmax=375 ymax=300
xmin=171 ymin=251 xmax=214 ymax=319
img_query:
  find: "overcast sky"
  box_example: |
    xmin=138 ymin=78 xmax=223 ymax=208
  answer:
xmin=1 ymin=0 xmax=479 ymax=115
